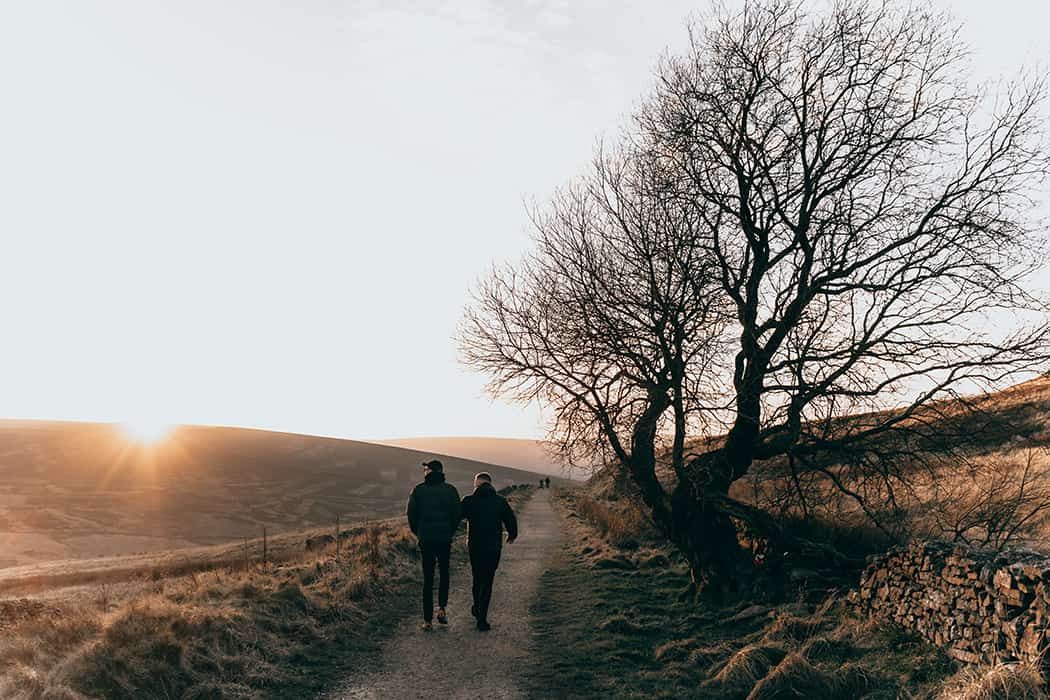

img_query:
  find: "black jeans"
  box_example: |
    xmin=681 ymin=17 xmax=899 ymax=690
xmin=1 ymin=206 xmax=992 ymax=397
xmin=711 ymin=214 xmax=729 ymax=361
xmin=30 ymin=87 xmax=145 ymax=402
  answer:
xmin=420 ymin=541 xmax=451 ymax=622
xmin=470 ymin=547 xmax=502 ymax=623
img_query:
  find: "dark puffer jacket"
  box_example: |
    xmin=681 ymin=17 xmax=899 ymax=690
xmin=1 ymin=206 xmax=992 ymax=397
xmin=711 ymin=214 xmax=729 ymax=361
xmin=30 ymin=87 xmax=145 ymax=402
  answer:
xmin=406 ymin=471 xmax=461 ymax=545
xmin=460 ymin=482 xmax=518 ymax=552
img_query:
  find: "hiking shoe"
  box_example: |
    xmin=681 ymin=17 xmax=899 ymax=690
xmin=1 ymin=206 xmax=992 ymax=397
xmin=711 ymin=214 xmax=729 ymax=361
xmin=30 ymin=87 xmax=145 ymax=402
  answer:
xmin=436 ymin=608 xmax=448 ymax=625
xmin=421 ymin=621 xmax=433 ymax=631
xmin=477 ymin=621 xmax=491 ymax=632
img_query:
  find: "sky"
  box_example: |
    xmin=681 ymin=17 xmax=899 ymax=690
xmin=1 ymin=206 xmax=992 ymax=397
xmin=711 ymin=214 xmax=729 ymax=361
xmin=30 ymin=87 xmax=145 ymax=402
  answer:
xmin=0 ymin=1 xmax=1048 ymax=441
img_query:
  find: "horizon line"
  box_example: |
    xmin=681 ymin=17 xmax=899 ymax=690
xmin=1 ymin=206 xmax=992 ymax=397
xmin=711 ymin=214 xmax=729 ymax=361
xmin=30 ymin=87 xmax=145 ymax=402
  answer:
xmin=0 ymin=416 xmax=548 ymax=444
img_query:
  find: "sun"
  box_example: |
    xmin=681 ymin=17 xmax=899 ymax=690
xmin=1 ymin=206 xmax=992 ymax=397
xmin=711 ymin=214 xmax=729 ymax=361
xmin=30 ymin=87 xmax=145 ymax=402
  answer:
xmin=121 ymin=419 xmax=172 ymax=444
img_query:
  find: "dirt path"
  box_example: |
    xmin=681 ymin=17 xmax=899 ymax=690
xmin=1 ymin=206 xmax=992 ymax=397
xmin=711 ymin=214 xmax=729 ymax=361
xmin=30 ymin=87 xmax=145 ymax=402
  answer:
xmin=325 ymin=490 xmax=562 ymax=700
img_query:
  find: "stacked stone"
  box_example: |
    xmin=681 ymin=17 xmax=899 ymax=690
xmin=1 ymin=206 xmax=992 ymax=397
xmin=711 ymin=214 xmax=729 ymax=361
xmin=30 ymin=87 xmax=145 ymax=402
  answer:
xmin=851 ymin=540 xmax=1050 ymax=665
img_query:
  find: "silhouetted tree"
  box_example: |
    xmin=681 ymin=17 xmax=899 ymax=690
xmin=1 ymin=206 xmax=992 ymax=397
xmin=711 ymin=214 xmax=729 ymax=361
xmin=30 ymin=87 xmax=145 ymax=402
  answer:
xmin=461 ymin=0 xmax=1050 ymax=599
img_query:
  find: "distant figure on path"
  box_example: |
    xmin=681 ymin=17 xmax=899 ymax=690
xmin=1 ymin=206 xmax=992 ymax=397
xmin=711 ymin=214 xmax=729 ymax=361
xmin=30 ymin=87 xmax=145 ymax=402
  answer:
xmin=406 ymin=459 xmax=461 ymax=631
xmin=544 ymin=477 xmax=550 ymax=489
xmin=539 ymin=479 xmax=544 ymax=489
xmin=460 ymin=472 xmax=518 ymax=631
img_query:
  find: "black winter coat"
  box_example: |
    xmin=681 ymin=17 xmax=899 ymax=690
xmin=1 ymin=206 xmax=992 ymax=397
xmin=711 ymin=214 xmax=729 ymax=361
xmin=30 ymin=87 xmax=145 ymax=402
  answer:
xmin=460 ymin=482 xmax=518 ymax=552
xmin=406 ymin=472 xmax=461 ymax=545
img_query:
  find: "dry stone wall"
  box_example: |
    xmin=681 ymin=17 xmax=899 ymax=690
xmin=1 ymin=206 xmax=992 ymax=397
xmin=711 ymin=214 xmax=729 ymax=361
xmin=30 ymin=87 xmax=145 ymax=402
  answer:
xmin=851 ymin=541 xmax=1050 ymax=665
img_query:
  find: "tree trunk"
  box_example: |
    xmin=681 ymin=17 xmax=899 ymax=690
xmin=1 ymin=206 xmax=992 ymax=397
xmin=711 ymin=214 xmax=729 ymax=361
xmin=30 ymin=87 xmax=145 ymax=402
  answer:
xmin=665 ymin=384 xmax=764 ymax=600
xmin=669 ymin=480 xmax=751 ymax=602
xmin=624 ymin=393 xmax=674 ymax=530
xmin=622 ymin=394 xmax=765 ymax=601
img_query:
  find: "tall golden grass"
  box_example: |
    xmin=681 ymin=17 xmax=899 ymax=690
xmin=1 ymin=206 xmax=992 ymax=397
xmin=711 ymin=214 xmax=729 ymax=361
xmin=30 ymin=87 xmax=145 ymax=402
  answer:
xmin=572 ymin=493 xmax=651 ymax=547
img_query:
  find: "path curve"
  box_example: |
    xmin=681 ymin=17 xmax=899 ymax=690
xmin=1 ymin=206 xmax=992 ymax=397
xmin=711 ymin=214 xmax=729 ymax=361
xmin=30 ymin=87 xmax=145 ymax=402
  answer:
xmin=326 ymin=490 xmax=561 ymax=700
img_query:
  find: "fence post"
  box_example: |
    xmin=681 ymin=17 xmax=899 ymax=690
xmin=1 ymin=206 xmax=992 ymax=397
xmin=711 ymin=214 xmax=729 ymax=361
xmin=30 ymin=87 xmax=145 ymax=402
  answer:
xmin=262 ymin=526 xmax=268 ymax=567
xmin=243 ymin=536 xmax=249 ymax=571
xmin=336 ymin=515 xmax=341 ymax=559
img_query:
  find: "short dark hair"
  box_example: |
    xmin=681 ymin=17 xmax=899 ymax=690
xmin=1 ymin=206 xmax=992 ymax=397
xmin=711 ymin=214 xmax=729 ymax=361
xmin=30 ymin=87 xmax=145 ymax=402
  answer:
xmin=474 ymin=472 xmax=492 ymax=483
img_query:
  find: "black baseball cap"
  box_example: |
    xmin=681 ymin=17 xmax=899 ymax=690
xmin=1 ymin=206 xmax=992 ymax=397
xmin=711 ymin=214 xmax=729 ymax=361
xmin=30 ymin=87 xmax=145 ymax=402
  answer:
xmin=422 ymin=459 xmax=443 ymax=472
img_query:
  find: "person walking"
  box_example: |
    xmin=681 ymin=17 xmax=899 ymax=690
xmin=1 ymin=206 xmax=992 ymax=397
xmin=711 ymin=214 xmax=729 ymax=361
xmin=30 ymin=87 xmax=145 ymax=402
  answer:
xmin=406 ymin=459 xmax=461 ymax=631
xmin=459 ymin=472 xmax=518 ymax=631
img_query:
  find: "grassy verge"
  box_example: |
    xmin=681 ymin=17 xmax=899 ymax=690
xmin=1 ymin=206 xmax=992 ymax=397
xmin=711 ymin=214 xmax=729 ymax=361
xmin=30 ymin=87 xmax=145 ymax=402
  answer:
xmin=527 ymin=489 xmax=963 ymax=700
xmin=0 ymin=519 xmax=421 ymax=699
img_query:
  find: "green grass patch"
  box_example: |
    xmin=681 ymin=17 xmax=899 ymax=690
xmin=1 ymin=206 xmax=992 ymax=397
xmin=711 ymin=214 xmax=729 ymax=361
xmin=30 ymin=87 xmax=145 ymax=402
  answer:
xmin=526 ymin=539 xmax=711 ymax=698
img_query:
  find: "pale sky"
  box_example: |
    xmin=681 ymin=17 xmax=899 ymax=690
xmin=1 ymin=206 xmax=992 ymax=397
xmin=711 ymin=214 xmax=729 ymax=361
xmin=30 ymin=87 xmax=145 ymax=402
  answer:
xmin=0 ymin=1 xmax=1047 ymax=440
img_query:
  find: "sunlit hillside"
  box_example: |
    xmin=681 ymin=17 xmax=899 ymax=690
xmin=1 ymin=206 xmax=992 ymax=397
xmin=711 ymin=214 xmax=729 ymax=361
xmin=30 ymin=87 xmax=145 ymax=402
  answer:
xmin=374 ymin=436 xmax=587 ymax=479
xmin=730 ymin=375 xmax=1050 ymax=536
xmin=0 ymin=421 xmax=544 ymax=568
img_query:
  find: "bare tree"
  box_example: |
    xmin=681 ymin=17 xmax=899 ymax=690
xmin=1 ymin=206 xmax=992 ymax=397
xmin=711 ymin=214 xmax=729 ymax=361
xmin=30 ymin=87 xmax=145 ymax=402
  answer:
xmin=462 ymin=0 xmax=1050 ymax=599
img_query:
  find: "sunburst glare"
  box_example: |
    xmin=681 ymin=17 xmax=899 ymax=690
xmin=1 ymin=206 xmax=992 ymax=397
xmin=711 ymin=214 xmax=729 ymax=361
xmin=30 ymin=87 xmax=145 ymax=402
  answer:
xmin=121 ymin=419 xmax=172 ymax=444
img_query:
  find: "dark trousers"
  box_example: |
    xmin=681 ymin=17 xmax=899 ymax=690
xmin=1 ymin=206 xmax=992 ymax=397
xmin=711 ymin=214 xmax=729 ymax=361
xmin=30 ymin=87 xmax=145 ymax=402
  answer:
xmin=470 ymin=547 xmax=502 ymax=623
xmin=420 ymin=541 xmax=451 ymax=622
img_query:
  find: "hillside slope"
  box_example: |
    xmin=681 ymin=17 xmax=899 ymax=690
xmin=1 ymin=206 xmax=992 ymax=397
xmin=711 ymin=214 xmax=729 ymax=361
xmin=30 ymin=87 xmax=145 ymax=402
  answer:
xmin=374 ymin=436 xmax=586 ymax=479
xmin=0 ymin=421 xmax=543 ymax=568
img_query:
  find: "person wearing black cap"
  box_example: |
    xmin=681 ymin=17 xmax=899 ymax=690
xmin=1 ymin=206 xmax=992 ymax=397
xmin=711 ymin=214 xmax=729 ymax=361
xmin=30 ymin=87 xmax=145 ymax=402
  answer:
xmin=406 ymin=459 xmax=461 ymax=630
xmin=459 ymin=471 xmax=518 ymax=631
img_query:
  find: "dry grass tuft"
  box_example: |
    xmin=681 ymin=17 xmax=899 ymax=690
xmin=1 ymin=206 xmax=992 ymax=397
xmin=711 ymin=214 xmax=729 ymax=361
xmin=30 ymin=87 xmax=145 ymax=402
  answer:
xmin=704 ymin=643 xmax=788 ymax=697
xmin=798 ymin=634 xmax=855 ymax=664
xmin=745 ymin=652 xmax=836 ymax=700
xmin=688 ymin=641 xmax=737 ymax=672
xmin=654 ymin=637 xmax=699 ymax=663
xmin=835 ymin=662 xmax=885 ymax=697
xmin=939 ymin=662 xmax=1048 ymax=700
xmin=761 ymin=613 xmax=825 ymax=644
xmin=597 ymin=614 xmax=651 ymax=635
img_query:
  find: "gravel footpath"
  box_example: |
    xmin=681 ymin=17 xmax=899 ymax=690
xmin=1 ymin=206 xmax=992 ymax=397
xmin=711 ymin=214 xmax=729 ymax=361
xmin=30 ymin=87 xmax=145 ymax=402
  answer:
xmin=324 ymin=489 xmax=561 ymax=700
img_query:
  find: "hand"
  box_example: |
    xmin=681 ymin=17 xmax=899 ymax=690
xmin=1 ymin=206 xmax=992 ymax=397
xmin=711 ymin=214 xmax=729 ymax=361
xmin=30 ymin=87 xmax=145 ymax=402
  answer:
xmin=506 ymin=535 xmax=516 ymax=544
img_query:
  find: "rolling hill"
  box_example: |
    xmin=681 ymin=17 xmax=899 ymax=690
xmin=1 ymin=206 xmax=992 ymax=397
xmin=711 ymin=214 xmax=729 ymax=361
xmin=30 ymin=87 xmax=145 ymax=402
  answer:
xmin=373 ymin=436 xmax=588 ymax=479
xmin=0 ymin=421 xmax=546 ymax=569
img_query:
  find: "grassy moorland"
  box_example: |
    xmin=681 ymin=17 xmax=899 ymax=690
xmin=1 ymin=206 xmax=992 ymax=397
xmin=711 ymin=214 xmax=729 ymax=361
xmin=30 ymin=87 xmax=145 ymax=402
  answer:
xmin=528 ymin=486 xmax=1048 ymax=700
